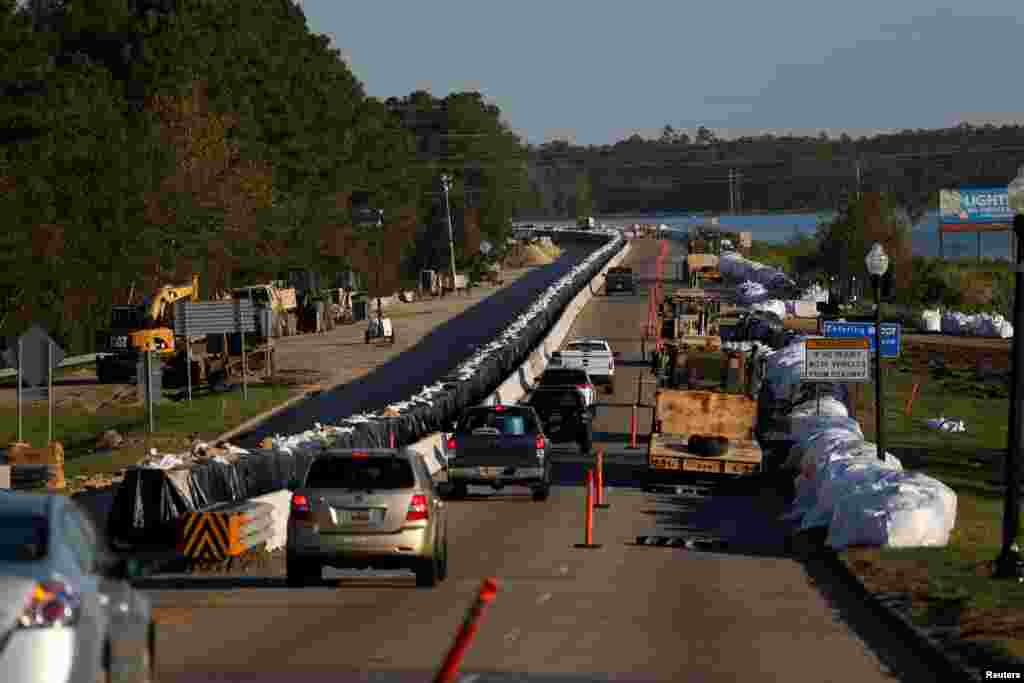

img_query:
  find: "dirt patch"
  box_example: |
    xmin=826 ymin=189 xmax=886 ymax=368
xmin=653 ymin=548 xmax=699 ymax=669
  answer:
xmin=503 ymin=241 xmax=562 ymax=268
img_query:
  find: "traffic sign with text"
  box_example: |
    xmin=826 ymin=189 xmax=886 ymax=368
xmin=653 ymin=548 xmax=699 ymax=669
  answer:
xmin=803 ymin=338 xmax=871 ymax=383
xmin=823 ymin=321 xmax=901 ymax=358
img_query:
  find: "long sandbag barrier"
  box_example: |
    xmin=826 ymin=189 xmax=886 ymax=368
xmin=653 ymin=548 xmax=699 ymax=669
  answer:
xmin=759 ymin=335 xmax=957 ymax=549
xmin=106 ymin=228 xmax=627 ymax=549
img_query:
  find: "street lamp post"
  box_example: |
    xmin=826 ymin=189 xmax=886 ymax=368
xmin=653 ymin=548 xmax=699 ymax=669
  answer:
xmin=994 ymin=213 xmax=1024 ymax=579
xmin=440 ymin=174 xmax=457 ymax=294
xmin=376 ymin=209 xmax=384 ymax=319
xmin=865 ymin=243 xmax=889 ymax=463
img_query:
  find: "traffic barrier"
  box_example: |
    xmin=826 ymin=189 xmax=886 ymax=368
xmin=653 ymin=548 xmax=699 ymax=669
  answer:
xmin=595 ymin=450 xmax=610 ymax=509
xmin=5 ymin=441 xmax=65 ymax=490
xmin=433 ymin=578 xmax=499 ymax=683
xmin=178 ymin=500 xmax=275 ymax=561
xmin=574 ymin=469 xmax=602 ymax=549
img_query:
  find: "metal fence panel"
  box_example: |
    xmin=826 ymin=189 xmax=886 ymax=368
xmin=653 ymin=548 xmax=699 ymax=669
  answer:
xmin=174 ymin=301 xmax=257 ymax=336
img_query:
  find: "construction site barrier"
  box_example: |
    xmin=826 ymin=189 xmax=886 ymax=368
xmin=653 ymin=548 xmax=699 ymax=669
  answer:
xmin=574 ymin=469 xmax=602 ymax=549
xmin=178 ymin=500 xmax=275 ymax=562
xmin=434 ymin=578 xmax=499 ymax=683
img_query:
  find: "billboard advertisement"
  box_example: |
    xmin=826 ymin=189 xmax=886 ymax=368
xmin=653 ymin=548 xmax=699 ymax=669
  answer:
xmin=939 ymin=187 xmax=1012 ymax=232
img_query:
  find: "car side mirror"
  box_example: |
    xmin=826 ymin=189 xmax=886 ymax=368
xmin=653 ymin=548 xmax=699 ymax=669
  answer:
xmin=436 ymin=482 xmax=454 ymax=497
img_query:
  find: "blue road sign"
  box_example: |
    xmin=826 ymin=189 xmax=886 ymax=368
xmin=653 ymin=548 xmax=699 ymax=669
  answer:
xmin=823 ymin=321 xmax=901 ymax=359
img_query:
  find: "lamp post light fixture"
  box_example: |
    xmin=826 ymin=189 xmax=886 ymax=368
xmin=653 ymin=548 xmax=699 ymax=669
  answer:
xmin=995 ymin=213 xmax=1024 ymax=580
xmin=865 ymin=243 xmax=889 ymax=463
xmin=440 ymin=174 xmax=457 ymax=294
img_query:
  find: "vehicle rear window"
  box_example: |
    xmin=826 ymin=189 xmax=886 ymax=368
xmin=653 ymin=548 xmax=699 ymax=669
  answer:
xmin=539 ymin=370 xmax=587 ymax=384
xmin=0 ymin=514 xmax=49 ymax=561
xmin=530 ymin=391 xmax=584 ymax=410
xmin=458 ymin=409 xmax=537 ymax=435
xmin=565 ymin=342 xmax=606 ymax=353
xmin=304 ymin=457 xmax=416 ymax=490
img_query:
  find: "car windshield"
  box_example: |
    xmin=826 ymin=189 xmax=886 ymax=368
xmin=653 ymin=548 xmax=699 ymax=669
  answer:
xmin=304 ymin=457 xmax=415 ymax=490
xmin=458 ymin=409 xmax=536 ymax=435
xmin=0 ymin=514 xmax=49 ymax=562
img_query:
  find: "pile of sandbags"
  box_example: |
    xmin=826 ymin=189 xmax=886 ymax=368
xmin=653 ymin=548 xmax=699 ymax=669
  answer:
xmin=759 ymin=337 xmax=958 ymax=549
xmin=940 ymin=310 xmax=1013 ymax=338
xmin=720 ymin=253 xmax=795 ymax=290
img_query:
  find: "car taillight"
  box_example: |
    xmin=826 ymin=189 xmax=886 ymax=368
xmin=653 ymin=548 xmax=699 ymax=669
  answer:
xmin=535 ymin=435 xmax=545 ymax=449
xmin=291 ymin=493 xmax=312 ymax=520
xmin=446 ymin=436 xmax=456 ymax=450
xmin=406 ymin=494 xmax=429 ymax=521
xmin=577 ymin=384 xmax=592 ymax=392
xmin=19 ymin=581 xmax=80 ymax=629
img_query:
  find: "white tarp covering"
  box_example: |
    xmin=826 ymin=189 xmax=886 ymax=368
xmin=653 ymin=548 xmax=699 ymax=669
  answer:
xmin=761 ymin=336 xmax=820 ymax=403
xmin=920 ymin=309 xmax=941 ymax=333
xmin=826 ymin=471 xmax=958 ymax=549
xmin=800 ymin=452 xmax=904 ymax=530
xmin=751 ymin=299 xmax=788 ymax=320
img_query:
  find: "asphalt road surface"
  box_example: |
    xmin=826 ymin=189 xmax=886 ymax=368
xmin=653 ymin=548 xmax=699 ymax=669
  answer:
xmin=234 ymin=243 xmax=596 ymax=449
xmin=141 ymin=240 xmax=948 ymax=682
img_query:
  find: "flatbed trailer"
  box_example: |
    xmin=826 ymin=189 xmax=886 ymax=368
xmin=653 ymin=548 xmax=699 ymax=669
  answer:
xmin=647 ymin=389 xmax=762 ymax=482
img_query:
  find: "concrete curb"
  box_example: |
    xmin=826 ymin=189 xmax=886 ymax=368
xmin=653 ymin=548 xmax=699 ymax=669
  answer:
xmin=789 ymin=530 xmax=984 ymax=682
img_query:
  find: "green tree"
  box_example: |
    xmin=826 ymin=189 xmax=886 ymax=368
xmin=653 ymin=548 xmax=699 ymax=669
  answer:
xmin=573 ymin=170 xmax=593 ymax=220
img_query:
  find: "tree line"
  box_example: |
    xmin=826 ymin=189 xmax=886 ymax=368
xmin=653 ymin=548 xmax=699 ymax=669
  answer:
xmin=0 ymin=0 xmax=529 ymax=353
xmin=524 ymin=123 xmax=1024 ymax=222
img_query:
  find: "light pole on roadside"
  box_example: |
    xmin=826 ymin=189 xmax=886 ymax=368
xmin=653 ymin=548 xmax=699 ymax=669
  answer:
xmin=865 ymin=243 xmax=889 ymax=463
xmin=995 ymin=213 xmax=1024 ymax=580
xmin=376 ymin=209 xmax=384 ymax=320
xmin=441 ymin=174 xmax=457 ymax=294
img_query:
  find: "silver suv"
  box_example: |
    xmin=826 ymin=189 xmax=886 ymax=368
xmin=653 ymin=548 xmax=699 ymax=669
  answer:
xmin=286 ymin=449 xmax=451 ymax=588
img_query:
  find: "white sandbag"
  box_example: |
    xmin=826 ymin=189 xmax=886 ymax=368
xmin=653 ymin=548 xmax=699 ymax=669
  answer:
xmin=783 ymin=420 xmax=865 ymax=471
xmin=736 ymin=280 xmax=768 ymax=304
xmin=800 ymin=435 xmax=879 ymax=481
xmin=788 ymin=395 xmax=849 ymax=419
xmin=941 ymin=311 xmax=971 ymax=335
xmin=800 ymin=284 xmax=829 ymax=303
xmin=761 ymin=337 xmax=823 ymax=402
xmin=973 ymin=312 xmax=1013 ymax=338
xmin=826 ymin=472 xmax=958 ymax=549
xmin=920 ymin=308 xmax=941 ymax=333
xmin=751 ymin=299 xmax=788 ymax=320
xmin=800 ymin=453 xmax=904 ymax=530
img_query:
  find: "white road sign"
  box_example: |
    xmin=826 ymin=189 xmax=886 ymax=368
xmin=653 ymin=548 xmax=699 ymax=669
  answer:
xmin=803 ymin=338 xmax=870 ymax=383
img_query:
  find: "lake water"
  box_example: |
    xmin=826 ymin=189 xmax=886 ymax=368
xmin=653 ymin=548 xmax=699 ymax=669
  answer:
xmin=532 ymin=211 xmax=1014 ymax=260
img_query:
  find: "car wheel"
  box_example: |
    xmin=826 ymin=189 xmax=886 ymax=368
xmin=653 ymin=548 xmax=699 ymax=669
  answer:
xmin=286 ymin=553 xmax=321 ymax=587
xmin=450 ymin=482 xmax=468 ymax=500
xmin=415 ymin=550 xmax=441 ymax=588
xmin=532 ymin=484 xmax=550 ymax=502
xmin=604 ymin=380 xmax=615 ymax=395
xmin=364 ymin=331 xmax=370 ymax=344
xmin=578 ymin=436 xmax=592 ymax=456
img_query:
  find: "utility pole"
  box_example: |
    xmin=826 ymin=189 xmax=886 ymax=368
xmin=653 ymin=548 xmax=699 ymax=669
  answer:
xmin=441 ymin=174 xmax=457 ymax=293
xmin=728 ymin=169 xmax=735 ymax=213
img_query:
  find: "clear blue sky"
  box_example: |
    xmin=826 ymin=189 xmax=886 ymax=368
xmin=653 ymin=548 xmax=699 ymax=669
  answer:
xmin=298 ymin=1 xmax=1024 ymax=146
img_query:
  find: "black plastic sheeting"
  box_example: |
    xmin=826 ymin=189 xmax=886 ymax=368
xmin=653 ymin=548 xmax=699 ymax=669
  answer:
xmin=106 ymin=230 xmax=625 ymax=547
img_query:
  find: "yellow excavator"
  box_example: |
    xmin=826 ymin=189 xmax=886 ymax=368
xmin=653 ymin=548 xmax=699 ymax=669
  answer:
xmin=95 ymin=275 xmax=200 ymax=383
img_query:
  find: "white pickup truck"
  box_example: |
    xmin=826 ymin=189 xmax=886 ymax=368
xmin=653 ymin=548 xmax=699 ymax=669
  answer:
xmin=548 ymin=338 xmax=616 ymax=394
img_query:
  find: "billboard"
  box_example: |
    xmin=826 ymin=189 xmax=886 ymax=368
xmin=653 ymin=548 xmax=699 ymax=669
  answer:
xmin=939 ymin=187 xmax=1012 ymax=233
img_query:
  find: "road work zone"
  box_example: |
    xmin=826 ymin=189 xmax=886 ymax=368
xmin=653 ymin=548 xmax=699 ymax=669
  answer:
xmin=142 ymin=240 xmax=949 ymax=683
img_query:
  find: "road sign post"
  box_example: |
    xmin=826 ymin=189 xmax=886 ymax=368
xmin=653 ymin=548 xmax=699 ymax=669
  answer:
xmin=4 ymin=325 xmax=65 ymax=444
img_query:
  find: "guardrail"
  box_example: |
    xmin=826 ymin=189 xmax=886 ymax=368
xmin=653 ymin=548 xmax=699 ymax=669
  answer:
xmin=177 ymin=500 xmax=275 ymax=562
xmin=0 ymin=353 xmax=108 ymax=379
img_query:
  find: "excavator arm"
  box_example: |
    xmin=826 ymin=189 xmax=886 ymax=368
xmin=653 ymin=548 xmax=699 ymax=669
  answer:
xmin=144 ymin=274 xmax=199 ymax=325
